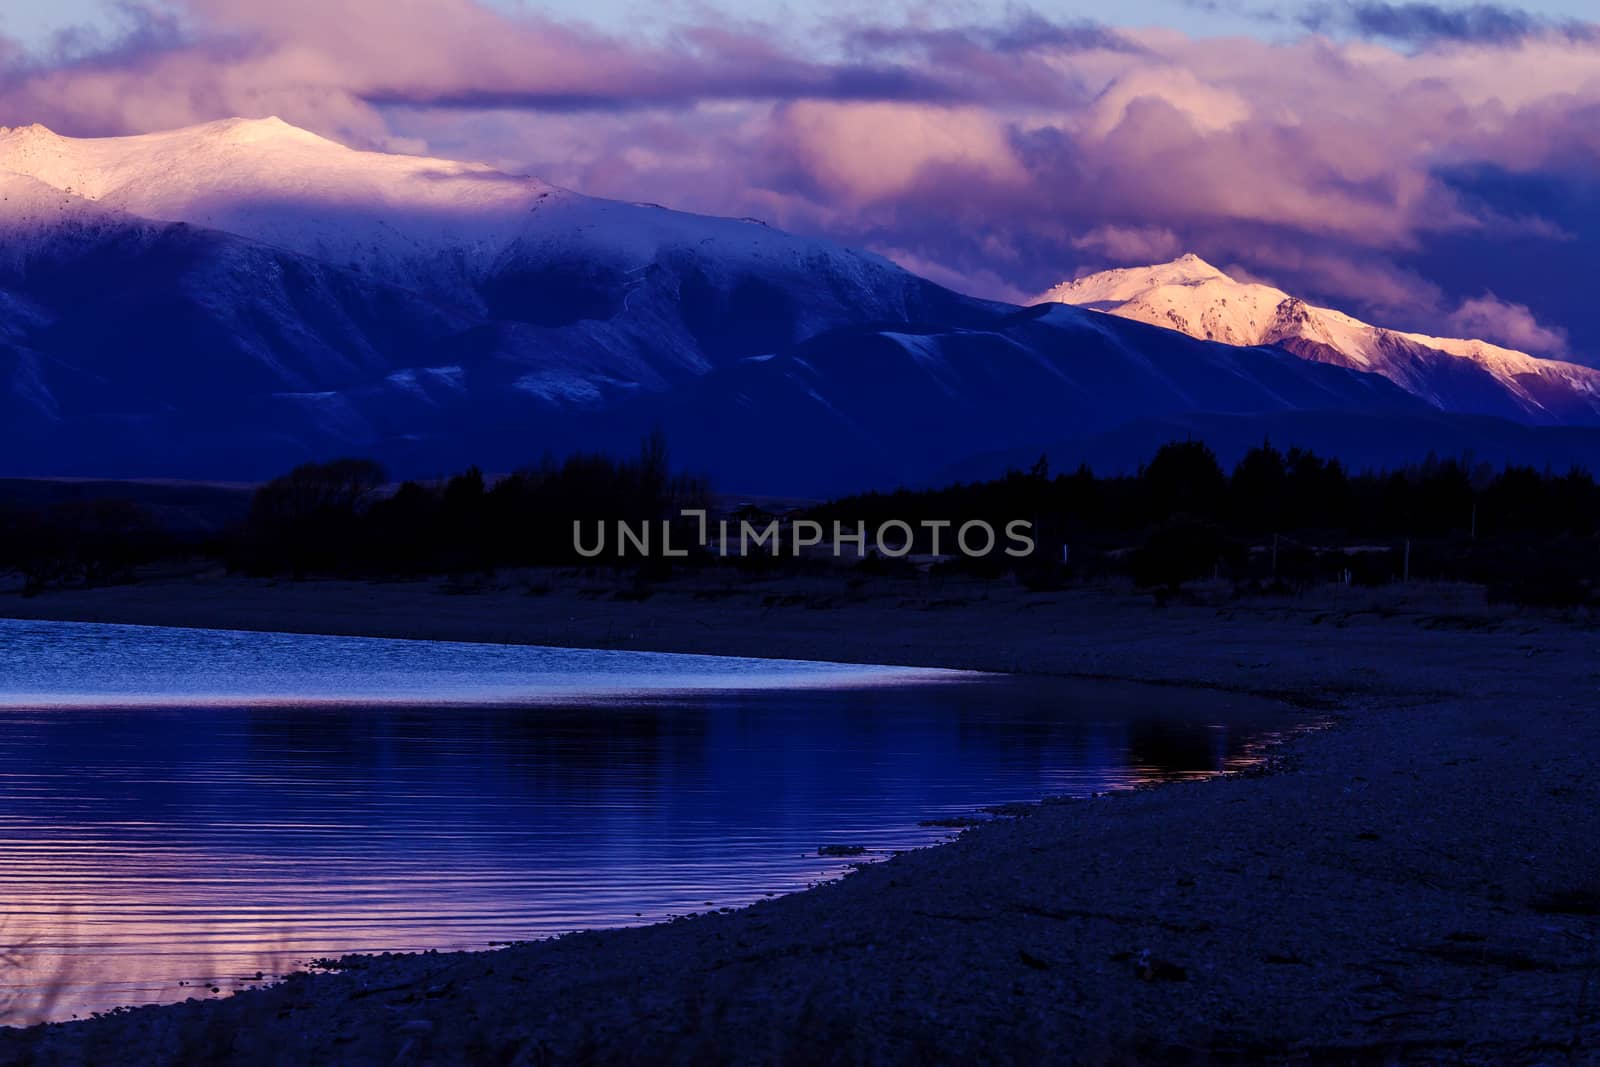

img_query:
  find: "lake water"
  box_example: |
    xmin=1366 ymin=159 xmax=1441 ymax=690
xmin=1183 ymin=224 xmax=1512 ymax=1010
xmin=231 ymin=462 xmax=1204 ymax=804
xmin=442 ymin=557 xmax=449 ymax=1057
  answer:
xmin=0 ymin=618 xmax=1304 ymax=1023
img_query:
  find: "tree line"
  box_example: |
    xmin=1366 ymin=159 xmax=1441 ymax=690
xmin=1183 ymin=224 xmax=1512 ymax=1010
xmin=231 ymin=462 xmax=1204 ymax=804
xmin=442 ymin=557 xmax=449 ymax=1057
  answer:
xmin=810 ymin=440 xmax=1600 ymax=604
xmin=234 ymin=431 xmax=708 ymax=577
xmin=2 ymin=436 xmax=1598 ymax=605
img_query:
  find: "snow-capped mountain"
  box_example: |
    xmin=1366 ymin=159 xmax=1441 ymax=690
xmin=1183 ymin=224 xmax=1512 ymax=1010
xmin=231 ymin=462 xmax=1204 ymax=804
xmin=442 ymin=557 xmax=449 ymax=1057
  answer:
xmin=2 ymin=119 xmax=1598 ymax=491
xmin=0 ymin=118 xmax=548 ymax=273
xmin=0 ymin=118 xmax=955 ymax=336
xmin=1042 ymin=254 xmax=1600 ymax=425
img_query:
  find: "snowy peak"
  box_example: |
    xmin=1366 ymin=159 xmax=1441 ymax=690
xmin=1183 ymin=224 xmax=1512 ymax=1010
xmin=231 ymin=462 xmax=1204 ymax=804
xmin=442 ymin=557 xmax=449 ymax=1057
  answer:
xmin=0 ymin=117 xmax=562 ymax=280
xmin=203 ymin=115 xmax=326 ymax=143
xmin=1042 ymin=255 xmax=1296 ymax=348
xmin=1044 ymin=252 xmax=1229 ymax=303
xmin=0 ymin=116 xmax=545 ymax=208
xmin=1133 ymin=251 xmax=1229 ymax=283
xmin=1040 ymin=255 xmax=1600 ymax=424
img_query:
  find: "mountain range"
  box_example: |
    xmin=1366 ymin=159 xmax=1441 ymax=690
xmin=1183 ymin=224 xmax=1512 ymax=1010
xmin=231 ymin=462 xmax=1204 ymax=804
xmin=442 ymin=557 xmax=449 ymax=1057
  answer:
xmin=2 ymin=118 xmax=1598 ymax=494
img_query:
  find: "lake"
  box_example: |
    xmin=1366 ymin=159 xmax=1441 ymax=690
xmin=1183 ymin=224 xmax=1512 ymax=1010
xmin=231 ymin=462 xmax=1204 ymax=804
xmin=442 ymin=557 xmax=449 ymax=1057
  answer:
xmin=0 ymin=618 xmax=1304 ymax=1023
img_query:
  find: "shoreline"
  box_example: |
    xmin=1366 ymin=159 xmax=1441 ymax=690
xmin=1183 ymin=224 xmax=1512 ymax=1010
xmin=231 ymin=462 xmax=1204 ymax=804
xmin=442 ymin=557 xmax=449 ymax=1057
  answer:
xmin=0 ymin=567 xmax=1486 ymax=690
xmin=3 ymin=571 xmax=1598 ymax=1063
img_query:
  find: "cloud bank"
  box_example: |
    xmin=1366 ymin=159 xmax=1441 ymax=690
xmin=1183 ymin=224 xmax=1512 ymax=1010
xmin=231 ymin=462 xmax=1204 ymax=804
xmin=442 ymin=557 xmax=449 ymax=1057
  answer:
xmin=2 ymin=0 xmax=1598 ymax=357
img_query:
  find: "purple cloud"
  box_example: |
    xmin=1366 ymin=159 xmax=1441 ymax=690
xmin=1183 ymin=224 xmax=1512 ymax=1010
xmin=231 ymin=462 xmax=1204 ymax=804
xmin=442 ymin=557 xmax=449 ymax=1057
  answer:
xmin=1299 ymin=2 xmax=1600 ymax=46
xmin=1447 ymin=293 xmax=1570 ymax=354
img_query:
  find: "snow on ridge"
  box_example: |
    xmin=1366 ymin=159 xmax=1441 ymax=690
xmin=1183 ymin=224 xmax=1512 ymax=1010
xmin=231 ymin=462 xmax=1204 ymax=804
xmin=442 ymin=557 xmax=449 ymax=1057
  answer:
xmin=1040 ymin=254 xmax=1600 ymax=421
xmin=0 ymin=168 xmax=167 ymax=265
xmin=880 ymin=330 xmax=963 ymax=397
xmin=512 ymin=372 xmax=606 ymax=406
xmin=0 ymin=116 xmax=550 ymax=214
xmin=1041 ymin=254 xmax=1300 ymax=349
xmin=0 ymin=117 xmax=907 ymax=300
xmin=0 ymin=117 xmax=560 ymax=279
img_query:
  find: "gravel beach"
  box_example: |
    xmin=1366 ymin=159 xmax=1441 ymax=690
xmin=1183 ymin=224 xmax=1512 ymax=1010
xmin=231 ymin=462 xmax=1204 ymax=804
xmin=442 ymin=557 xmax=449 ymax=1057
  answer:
xmin=1 ymin=572 xmax=1598 ymax=1064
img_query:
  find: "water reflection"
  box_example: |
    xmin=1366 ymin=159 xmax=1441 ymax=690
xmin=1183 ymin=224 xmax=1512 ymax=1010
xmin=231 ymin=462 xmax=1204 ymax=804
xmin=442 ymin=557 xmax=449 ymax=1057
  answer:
xmin=0 ymin=620 xmax=1302 ymax=1023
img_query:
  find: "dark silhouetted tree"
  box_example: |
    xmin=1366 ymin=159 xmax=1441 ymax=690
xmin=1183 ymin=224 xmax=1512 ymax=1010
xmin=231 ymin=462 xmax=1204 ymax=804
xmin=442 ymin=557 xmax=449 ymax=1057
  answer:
xmin=1141 ymin=440 xmax=1226 ymax=521
xmin=1231 ymin=439 xmax=1287 ymax=532
xmin=247 ymin=458 xmax=387 ymax=575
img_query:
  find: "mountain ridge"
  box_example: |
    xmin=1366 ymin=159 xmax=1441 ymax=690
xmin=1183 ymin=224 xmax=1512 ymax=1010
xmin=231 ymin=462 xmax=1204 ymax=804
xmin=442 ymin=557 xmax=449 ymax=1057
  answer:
xmin=1041 ymin=255 xmax=1600 ymax=425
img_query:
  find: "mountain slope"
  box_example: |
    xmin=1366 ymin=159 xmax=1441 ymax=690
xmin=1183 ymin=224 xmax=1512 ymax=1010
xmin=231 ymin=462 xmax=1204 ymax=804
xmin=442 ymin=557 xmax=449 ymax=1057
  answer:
xmin=1041 ymin=255 xmax=1600 ymax=425
xmin=0 ymin=118 xmax=977 ymax=351
xmin=0 ymin=169 xmax=476 ymax=460
xmin=624 ymin=304 xmax=1427 ymax=492
xmin=1 ymin=119 xmax=1591 ymax=491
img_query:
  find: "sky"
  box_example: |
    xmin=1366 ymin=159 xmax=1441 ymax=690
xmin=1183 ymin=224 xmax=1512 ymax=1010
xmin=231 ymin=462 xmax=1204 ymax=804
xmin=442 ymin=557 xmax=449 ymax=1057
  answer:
xmin=3 ymin=1 xmax=1600 ymax=361
xmin=8 ymin=0 xmax=1600 ymax=47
